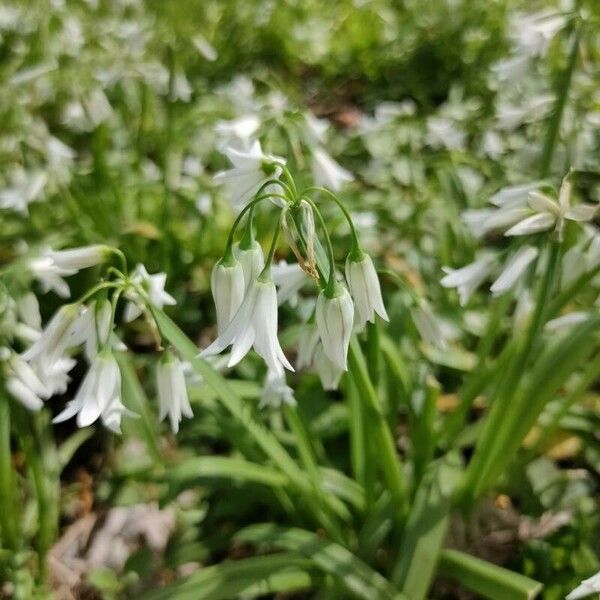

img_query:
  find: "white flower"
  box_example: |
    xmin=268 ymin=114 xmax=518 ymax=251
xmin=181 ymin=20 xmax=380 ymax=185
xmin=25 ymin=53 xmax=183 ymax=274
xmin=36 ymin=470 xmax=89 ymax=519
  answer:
xmin=426 ymin=117 xmax=466 ymax=151
xmin=505 ymin=180 xmax=598 ymax=239
xmin=45 ymin=245 xmax=109 ymax=271
xmin=214 ymin=141 xmax=284 ymax=209
xmin=490 ymin=182 xmax=542 ymax=208
xmin=513 ymin=290 xmax=534 ymax=334
xmin=491 ymin=54 xmax=530 ymax=83
xmin=211 ymin=257 xmax=245 ymax=335
xmin=193 ymin=34 xmax=218 ymax=61
xmin=22 ymin=304 xmax=82 ymax=370
xmin=215 ymin=115 xmax=260 ymax=149
xmin=272 ymin=260 xmax=308 ymax=307
xmin=305 ymin=113 xmax=329 ymax=143
xmin=4 ymin=352 xmax=50 ymax=411
xmin=259 ymin=364 xmax=296 ymax=409
xmin=296 ymin=325 xmax=320 ymax=371
xmin=345 ymin=254 xmax=388 ymax=326
xmin=0 ymin=169 xmax=47 ymax=214
xmin=123 ymin=264 xmax=176 ymax=322
xmin=511 ymin=11 xmax=566 ymax=58
xmin=36 ymin=357 xmax=76 ymax=396
xmin=441 ymin=255 xmax=496 ymax=306
xmin=490 ymin=246 xmax=539 ymax=296
xmin=411 ymin=301 xmax=447 ymax=350
xmin=156 ymin=351 xmax=193 ymax=434
xmin=316 ymin=285 xmax=354 ymax=371
xmin=29 ymin=256 xmax=73 ymax=298
xmin=200 ymin=276 xmax=294 ymax=372
xmin=566 ymin=569 xmax=600 ymax=600
xmin=314 ymin=346 xmax=344 ymax=391
xmin=79 ymin=299 xmax=113 ymax=361
xmin=311 ymin=147 xmax=353 ymax=192
xmin=53 ymin=351 xmax=130 ymax=431
xmin=544 ymin=312 xmax=589 ymax=333
xmin=235 ymin=242 xmax=265 ymax=289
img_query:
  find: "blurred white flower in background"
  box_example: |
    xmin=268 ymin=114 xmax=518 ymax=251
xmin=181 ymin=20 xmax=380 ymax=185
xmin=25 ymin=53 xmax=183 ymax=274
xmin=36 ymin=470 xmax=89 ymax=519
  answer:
xmin=311 ymin=147 xmax=354 ymax=191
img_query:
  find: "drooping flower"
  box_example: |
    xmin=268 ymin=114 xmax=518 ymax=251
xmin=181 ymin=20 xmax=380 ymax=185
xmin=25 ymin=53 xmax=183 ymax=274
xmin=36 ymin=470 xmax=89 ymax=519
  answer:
xmin=0 ymin=169 xmax=47 ymax=214
xmin=411 ymin=301 xmax=447 ymax=350
xmin=441 ymin=255 xmax=496 ymax=306
xmin=156 ymin=351 xmax=193 ymax=434
xmin=210 ymin=257 xmax=245 ymax=335
xmin=53 ymin=350 xmax=130 ymax=431
xmin=311 ymin=147 xmax=353 ymax=192
xmin=80 ymin=299 xmax=113 ymax=361
xmin=259 ymin=364 xmax=296 ymax=409
xmin=44 ymin=245 xmax=110 ymax=271
xmin=345 ymin=254 xmax=388 ymax=327
xmin=215 ymin=115 xmax=260 ymax=150
xmin=272 ymin=260 xmax=308 ymax=307
xmin=214 ymin=141 xmax=284 ymax=209
xmin=123 ymin=264 xmax=176 ymax=322
xmin=566 ymin=569 xmax=600 ymax=600
xmin=316 ymin=284 xmax=354 ymax=370
xmin=4 ymin=351 xmax=49 ymax=411
xmin=200 ymin=276 xmax=294 ymax=372
xmin=314 ymin=346 xmax=344 ymax=391
xmin=22 ymin=304 xmax=83 ymax=370
xmin=490 ymin=246 xmax=539 ymax=296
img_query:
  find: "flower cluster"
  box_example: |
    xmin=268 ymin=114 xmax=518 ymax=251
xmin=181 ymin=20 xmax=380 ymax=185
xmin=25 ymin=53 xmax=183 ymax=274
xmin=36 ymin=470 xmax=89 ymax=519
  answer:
xmin=203 ymin=142 xmax=388 ymax=406
xmin=442 ymin=175 xmax=599 ymax=307
xmin=1 ymin=246 xmax=190 ymax=435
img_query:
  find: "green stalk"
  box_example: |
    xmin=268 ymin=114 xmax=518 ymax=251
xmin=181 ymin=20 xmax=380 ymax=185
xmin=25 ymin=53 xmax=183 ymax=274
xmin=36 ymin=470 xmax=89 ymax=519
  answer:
xmin=539 ymin=20 xmax=582 ymax=178
xmin=348 ymin=337 xmax=407 ymax=520
xmin=0 ymin=395 xmax=18 ymax=552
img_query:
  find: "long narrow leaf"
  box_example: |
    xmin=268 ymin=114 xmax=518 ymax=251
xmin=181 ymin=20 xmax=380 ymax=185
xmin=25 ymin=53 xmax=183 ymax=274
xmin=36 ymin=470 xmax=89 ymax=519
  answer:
xmin=438 ymin=549 xmax=543 ymax=600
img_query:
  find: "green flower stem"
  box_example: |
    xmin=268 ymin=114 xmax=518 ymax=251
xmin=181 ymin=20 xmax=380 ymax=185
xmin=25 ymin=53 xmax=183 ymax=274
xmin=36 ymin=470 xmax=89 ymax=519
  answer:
xmin=239 ymin=206 xmax=256 ymax=250
xmin=442 ymin=294 xmax=512 ymax=447
xmin=348 ymin=337 xmax=408 ymax=522
xmin=0 ymin=394 xmax=19 ymax=552
xmin=458 ymin=242 xmax=562 ymax=507
xmin=258 ymin=211 xmax=285 ymax=281
xmin=224 ymin=191 xmax=286 ymax=257
xmin=539 ymin=19 xmax=581 ymax=178
xmin=302 ymin=198 xmax=337 ymax=292
xmin=303 ymin=186 xmax=363 ymax=258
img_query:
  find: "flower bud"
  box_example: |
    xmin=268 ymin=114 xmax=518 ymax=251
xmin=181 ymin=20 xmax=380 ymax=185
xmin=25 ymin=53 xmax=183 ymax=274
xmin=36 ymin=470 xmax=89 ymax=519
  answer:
xmin=46 ymin=244 xmax=110 ymax=271
xmin=345 ymin=253 xmax=389 ymax=327
xmin=316 ymin=284 xmax=354 ymax=370
xmin=211 ymin=257 xmax=245 ymax=335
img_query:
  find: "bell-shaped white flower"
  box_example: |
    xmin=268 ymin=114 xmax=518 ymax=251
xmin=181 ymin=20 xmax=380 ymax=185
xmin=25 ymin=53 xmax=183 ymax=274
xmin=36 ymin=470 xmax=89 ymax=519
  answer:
xmin=566 ymin=569 xmax=600 ymax=600
xmin=490 ymin=245 xmax=539 ymax=296
xmin=156 ymin=351 xmax=193 ymax=434
xmin=123 ymin=264 xmax=176 ymax=322
xmin=4 ymin=352 xmax=50 ymax=411
xmin=316 ymin=284 xmax=354 ymax=371
xmin=80 ymin=299 xmax=113 ymax=361
xmin=214 ymin=140 xmax=284 ymax=209
xmin=200 ymin=275 xmax=294 ymax=372
xmin=411 ymin=301 xmax=447 ymax=350
xmin=53 ymin=350 xmax=130 ymax=431
xmin=314 ymin=346 xmax=344 ymax=391
xmin=311 ymin=147 xmax=353 ymax=192
xmin=215 ymin=115 xmax=260 ymax=150
xmin=22 ymin=304 xmax=82 ymax=370
xmin=272 ymin=260 xmax=308 ymax=307
xmin=259 ymin=364 xmax=296 ymax=409
xmin=235 ymin=241 xmax=265 ymax=289
xmin=45 ymin=244 xmax=110 ymax=271
xmin=441 ymin=255 xmax=496 ymax=306
xmin=345 ymin=253 xmax=388 ymax=327
xmin=211 ymin=256 xmax=245 ymax=335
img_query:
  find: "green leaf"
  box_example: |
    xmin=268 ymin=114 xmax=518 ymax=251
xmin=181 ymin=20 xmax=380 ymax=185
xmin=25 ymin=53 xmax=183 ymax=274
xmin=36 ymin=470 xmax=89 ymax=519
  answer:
xmin=236 ymin=524 xmax=405 ymax=600
xmin=117 ymin=352 xmax=163 ymax=464
xmin=57 ymin=428 xmax=95 ymax=471
xmin=166 ymin=456 xmax=289 ymax=488
xmin=140 ymin=553 xmax=316 ymax=600
xmin=438 ymin=549 xmax=543 ymax=600
xmin=391 ymin=453 xmax=462 ymax=599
